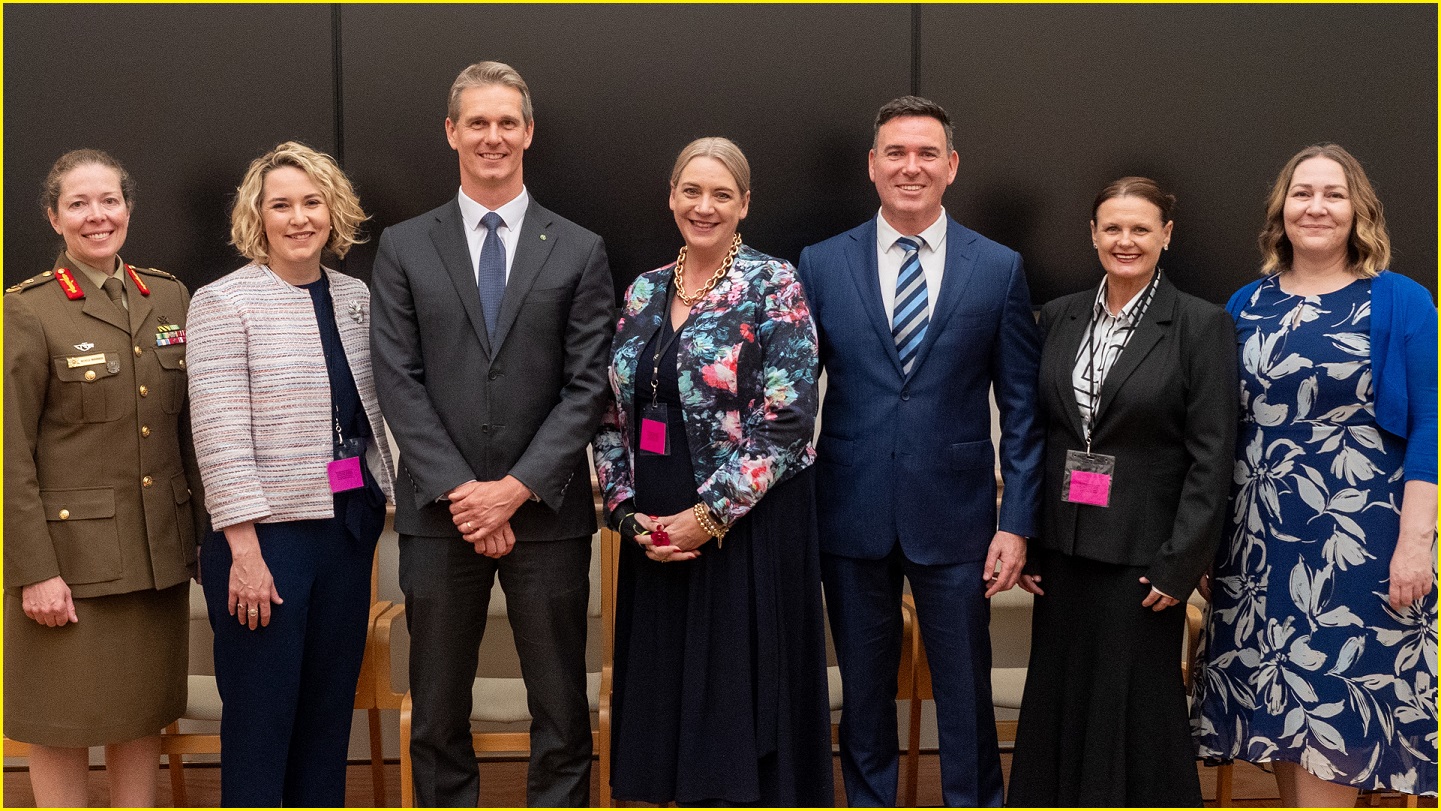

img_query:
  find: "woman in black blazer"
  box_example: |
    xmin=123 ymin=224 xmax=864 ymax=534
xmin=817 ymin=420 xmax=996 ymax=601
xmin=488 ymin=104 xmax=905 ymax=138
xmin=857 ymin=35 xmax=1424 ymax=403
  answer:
xmin=1008 ymin=177 xmax=1238 ymax=806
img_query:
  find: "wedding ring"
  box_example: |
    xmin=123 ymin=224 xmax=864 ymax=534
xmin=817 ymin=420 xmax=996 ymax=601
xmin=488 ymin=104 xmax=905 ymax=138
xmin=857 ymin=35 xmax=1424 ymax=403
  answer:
xmin=464 ymin=521 xmax=473 ymax=531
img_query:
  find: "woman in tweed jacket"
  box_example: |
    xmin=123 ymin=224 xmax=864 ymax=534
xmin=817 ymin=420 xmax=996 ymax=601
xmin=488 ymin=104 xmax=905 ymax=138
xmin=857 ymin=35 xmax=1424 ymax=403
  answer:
xmin=186 ymin=142 xmax=393 ymax=806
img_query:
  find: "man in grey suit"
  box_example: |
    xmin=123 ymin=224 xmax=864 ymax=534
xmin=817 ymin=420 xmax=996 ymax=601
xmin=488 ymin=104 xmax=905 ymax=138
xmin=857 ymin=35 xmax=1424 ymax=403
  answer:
xmin=370 ymin=60 xmax=614 ymax=807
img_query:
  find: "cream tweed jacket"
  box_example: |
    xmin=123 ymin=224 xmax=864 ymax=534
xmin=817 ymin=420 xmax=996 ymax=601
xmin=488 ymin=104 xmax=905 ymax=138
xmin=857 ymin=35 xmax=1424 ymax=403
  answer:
xmin=187 ymin=263 xmax=394 ymax=530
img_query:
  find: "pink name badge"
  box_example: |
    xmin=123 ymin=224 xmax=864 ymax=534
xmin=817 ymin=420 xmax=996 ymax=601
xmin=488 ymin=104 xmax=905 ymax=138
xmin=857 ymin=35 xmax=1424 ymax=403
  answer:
xmin=639 ymin=418 xmax=668 ymax=454
xmin=1067 ymin=470 xmax=1112 ymax=506
xmin=327 ymin=456 xmax=364 ymax=493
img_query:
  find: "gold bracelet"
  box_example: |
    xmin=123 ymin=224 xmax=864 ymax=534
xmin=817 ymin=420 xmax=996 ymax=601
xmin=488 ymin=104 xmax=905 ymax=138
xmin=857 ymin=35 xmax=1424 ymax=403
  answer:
xmin=692 ymin=503 xmax=728 ymax=548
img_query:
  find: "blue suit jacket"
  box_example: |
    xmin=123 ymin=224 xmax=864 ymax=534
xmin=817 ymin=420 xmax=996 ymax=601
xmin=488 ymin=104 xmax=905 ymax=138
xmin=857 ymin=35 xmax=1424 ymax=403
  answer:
xmin=797 ymin=216 xmax=1043 ymax=565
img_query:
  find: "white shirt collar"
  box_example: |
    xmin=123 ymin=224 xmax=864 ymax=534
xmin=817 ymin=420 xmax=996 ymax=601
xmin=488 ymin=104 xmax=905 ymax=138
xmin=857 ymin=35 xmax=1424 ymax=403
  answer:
xmin=457 ymin=186 xmax=530 ymax=234
xmin=876 ymin=208 xmax=948 ymax=252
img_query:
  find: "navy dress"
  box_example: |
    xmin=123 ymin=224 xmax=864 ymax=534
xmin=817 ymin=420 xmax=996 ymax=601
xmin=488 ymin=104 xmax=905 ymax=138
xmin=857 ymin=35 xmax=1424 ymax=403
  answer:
xmin=1193 ymin=277 xmax=1437 ymax=796
xmin=201 ymin=274 xmax=386 ymax=806
xmin=610 ymin=314 xmax=833 ymax=806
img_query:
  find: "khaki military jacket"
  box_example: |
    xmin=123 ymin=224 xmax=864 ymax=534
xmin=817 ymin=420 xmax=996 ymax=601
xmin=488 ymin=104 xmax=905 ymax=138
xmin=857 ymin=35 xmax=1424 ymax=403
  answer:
xmin=4 ymin=257 xmax=204 ymax=599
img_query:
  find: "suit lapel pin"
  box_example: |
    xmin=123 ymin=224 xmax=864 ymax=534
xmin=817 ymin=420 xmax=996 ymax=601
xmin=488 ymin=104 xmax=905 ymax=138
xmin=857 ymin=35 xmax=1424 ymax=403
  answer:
xmin=348 ymin=301 xmax=366 ymax=323
xmin=539 ymin=234 xmax=547 ymax=241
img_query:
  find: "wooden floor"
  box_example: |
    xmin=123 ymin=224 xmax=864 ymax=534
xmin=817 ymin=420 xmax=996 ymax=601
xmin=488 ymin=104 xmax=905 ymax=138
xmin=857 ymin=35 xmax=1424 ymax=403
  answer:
xmin=4 ymin=754 xmax=1435 ymax=807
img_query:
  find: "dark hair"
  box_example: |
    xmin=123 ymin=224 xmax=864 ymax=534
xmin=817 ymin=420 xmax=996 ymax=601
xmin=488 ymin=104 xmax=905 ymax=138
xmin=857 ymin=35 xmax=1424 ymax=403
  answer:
xmin=41 ymin=149 xmax=136 ymax=214
xmin=1258 ymin=143 xmax=1388 ymax=277
xmin=1091 ymin=176 xmax=1175 ymax=223
xmin=873 ymin=95 xmax=954 ymax=153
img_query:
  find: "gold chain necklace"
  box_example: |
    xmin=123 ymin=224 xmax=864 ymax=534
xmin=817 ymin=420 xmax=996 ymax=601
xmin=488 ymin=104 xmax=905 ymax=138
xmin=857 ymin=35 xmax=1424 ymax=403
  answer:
xmin=674 ymin=233 xmax=742 ymax=306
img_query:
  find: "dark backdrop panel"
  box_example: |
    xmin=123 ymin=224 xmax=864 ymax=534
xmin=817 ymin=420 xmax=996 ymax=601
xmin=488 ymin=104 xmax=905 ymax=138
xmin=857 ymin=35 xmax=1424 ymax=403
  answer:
xmin=917 ymin=4 xmax=1438 ymax=305
xmin=338 ymin=4 xmax=911 ymax=295
xmin=3 ymin=5 xmax=336 ymax=290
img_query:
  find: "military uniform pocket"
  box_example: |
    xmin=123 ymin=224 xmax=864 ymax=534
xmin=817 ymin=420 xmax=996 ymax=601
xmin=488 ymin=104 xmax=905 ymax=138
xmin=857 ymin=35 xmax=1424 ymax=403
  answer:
xmin=40 ymin=487 xmax=122 ymax=585
xmin=50 ymin=352 xmax=123 ymax=423
xmin=154 ymin=346 xmax=187 ymax=415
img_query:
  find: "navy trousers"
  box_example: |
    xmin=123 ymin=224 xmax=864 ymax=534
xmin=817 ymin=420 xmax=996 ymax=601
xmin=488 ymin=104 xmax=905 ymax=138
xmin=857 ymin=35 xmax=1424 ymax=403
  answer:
xmin=822 ymin=548 xmax=1003 ymax=807
xmin=201 ymin=516 xmax=377 ymax=807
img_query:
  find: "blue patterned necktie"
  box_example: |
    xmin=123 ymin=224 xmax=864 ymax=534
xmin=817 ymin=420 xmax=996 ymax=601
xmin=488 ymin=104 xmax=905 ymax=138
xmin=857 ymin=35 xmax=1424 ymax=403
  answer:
xmin=477 ymin=211 xmax=506 ymax=340
xmin=892 ymin=236 xmax=929 ymax=375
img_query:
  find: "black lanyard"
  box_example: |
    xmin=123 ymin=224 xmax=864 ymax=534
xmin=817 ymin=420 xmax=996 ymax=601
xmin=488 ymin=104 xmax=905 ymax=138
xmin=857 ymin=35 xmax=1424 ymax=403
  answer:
xmin=648 ymin=288 xmax=685 ymax=408
xmin=1081 ymin=270 xmax=1160 ymax=449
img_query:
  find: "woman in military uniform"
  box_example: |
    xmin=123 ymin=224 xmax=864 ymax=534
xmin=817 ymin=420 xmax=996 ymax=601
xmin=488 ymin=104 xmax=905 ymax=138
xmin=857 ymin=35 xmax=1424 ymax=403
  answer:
xmin=4 ymin=149 xmax=203 ymax=806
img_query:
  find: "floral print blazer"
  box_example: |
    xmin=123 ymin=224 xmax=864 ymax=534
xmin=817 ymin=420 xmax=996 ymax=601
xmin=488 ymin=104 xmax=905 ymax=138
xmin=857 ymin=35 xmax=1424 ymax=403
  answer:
xmin=594 ymin=245 xmax=819 ymax=525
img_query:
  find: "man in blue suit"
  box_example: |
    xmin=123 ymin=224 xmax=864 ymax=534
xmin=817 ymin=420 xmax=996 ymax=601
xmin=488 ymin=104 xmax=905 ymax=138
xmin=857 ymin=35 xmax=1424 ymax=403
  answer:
xmin=796 ymin=96 xmax=1042 ymax=807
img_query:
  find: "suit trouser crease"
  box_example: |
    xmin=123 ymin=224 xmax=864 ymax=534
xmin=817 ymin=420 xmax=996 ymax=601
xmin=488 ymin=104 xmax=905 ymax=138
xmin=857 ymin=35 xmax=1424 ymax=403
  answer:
xmin=202 ymin=518 xmax=376 ymax=807
xmin=822 ymin=549 xmax=1003 ymax=807
xmin=400 ymin=533 xmax=593 ymax=807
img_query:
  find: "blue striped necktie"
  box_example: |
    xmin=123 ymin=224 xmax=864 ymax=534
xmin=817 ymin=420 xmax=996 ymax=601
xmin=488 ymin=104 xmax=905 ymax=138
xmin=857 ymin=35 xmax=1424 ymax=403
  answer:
xmin=891 ymin=236 xmax=929 ymax=375
xmin=477 ymin=211 xmax=506 ymax=340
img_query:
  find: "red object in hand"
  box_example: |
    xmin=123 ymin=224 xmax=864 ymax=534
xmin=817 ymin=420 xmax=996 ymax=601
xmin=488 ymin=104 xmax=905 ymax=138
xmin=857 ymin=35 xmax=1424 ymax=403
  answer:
xmin=651 ymin=527 xmax=672 ymax=547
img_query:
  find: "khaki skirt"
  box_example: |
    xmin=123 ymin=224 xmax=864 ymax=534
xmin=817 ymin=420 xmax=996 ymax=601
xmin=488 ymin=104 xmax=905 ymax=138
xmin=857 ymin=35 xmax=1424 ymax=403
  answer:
xmin=4 ymin=582 xmax=188 ymax=747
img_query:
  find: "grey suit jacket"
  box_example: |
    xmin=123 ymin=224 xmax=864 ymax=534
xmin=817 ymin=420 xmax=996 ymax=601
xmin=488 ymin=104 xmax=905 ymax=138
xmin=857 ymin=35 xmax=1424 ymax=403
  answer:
xmin=370 ymin=196 xmax=614 ymax=540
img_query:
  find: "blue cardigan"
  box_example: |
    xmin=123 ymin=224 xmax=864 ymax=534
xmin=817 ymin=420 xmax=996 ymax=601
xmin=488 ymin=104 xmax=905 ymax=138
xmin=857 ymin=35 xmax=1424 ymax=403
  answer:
xmin=1227 ymin=270 xmax=1438 ymax=484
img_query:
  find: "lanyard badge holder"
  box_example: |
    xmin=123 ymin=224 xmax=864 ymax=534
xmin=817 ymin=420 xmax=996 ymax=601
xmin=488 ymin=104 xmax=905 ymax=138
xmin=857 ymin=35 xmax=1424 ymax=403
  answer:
xmin=327 ymin=403 xmax=367 ymax=493
xmin=639 ymin=312 xmax=680 ymax=456
xmin=1064 ymin=339 xmax=1116 ymax=507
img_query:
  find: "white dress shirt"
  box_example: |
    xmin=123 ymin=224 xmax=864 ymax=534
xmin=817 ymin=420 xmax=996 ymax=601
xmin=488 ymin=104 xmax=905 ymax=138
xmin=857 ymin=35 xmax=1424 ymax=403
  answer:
xmin=875 ymin=209 xmax=948 ymax=321
xmin=457 ymin=186 xmax=529 ymax=284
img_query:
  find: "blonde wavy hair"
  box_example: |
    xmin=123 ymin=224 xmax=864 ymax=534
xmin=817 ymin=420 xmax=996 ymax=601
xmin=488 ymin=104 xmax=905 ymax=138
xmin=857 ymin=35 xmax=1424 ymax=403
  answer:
xmin=1258 ymin=143 xmax=1389 ymax=277
xmin=230 ymin=141 xmax=367 ymax=264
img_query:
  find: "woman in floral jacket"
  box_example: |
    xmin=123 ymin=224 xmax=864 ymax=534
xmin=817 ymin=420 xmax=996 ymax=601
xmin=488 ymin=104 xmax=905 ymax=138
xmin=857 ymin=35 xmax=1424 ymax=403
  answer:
xmin=593 ymin=137 xmax=833 ymax=806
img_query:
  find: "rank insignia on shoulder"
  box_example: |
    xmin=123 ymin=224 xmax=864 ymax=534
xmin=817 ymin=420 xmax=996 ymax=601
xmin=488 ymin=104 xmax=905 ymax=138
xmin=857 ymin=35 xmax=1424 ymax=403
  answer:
xmin=126 ymin=265 xmax=151 ymax=296
xmin=156 ymin=324 xmax=186 ymax=347
xmin=54 ymin=268 xmax=84 ymax=300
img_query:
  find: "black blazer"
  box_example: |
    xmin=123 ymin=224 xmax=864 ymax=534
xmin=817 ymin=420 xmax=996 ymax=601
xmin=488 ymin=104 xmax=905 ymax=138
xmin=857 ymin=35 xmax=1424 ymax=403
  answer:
xmin=1035 ymin=274 xmax=1238 ymax=598
xmin=370 ymin=196 xmax=615 ymax=540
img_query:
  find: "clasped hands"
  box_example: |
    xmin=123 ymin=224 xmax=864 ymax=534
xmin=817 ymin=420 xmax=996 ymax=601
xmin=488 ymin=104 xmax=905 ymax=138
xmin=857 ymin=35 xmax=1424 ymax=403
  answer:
xmin=627 ymin=508 xmax=711 ymax=563
xmin=448 ymin=476 xmax=531 ymax=558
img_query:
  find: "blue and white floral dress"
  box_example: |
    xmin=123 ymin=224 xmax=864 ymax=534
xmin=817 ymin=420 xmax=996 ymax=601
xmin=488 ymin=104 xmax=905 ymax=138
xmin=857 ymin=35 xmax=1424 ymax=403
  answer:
xmin=1192 ymin=276 xmax=1437 ymax=796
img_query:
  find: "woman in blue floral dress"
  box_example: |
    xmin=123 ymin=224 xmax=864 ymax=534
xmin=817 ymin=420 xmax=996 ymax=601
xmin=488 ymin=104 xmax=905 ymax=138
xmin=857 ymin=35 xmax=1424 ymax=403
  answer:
xmin=1193 ymin=144 xmax=1438 ymax=805
xmin=593 ymin=137 xmax=833 ymax=805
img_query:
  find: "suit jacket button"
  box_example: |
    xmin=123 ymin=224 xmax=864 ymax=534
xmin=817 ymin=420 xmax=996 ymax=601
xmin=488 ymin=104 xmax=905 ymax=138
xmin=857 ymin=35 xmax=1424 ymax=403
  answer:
xmin=488 ymin=371 xmax=500 ymax=380
xmin=141 ymin=425 xmax=151 ymax=438
xmin=900 ymin=388 xmax=910 ymax=401
xmin=58 ymin=509 xmax=70 ymax=520
xmin=84 ymin=370 xmax=97 ymax=381
xmin=133 ymin=345 xmax=143 ymax=357
xmin=481 ymin=425 xmax=490 ymax=433
xmin=139 ymin=385 xmax=149 ymax=397
xmin=141 ymin=475 xmax=154 ymax=487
